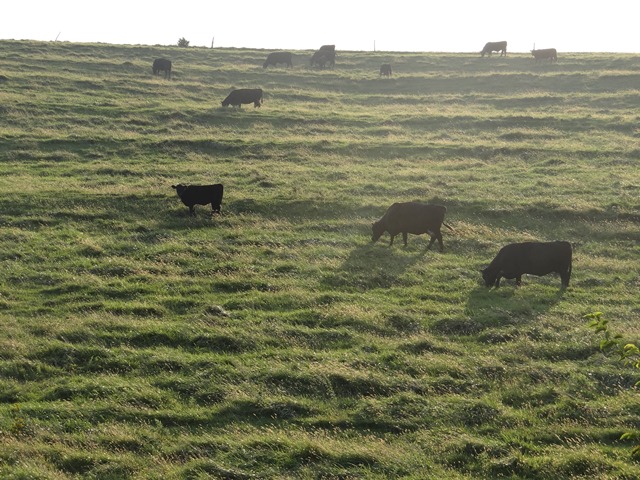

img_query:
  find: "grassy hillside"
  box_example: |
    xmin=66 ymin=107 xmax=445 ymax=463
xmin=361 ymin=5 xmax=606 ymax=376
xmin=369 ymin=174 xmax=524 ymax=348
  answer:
xmin=0 ymin=40 xmax=639 ymax=479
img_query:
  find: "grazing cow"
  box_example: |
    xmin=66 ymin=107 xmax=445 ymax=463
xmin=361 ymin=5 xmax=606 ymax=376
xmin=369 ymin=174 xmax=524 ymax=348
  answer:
xmin=531 ymin=48 xmax=558 ymax=62
xmin=380 ymin=64 xmax=392 ymax=77
xmin=152 ymin=58 xmax=172 ymax=79
xmin=372 ymin=202 xmax=453 ymax=250
xmin=221 ymin=88 xmax=263 ymax=108
xmin=481 ymin=241 xmax=572 ymax=288
xmin=263 ymin=51 xmax=293 ymax=68
xmin=480 ymin=41 xmax=507 ymax=57
xmin=311 ymin=44 xmax=336 ymax=68
xmin=172 ymin=183 xmax=224 ymax=216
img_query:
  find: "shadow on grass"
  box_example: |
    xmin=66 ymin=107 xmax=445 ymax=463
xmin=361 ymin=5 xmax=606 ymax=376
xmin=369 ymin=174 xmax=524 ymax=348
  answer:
xmin=322 ymin=241 xmax=433 ymax=291
xmin=430 ymin=284 xmax=567 ymax=337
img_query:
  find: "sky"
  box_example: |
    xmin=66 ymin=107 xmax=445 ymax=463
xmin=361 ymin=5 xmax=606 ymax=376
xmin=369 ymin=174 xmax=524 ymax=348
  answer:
xmin=3 ymin=1 xmax=639 ymax=53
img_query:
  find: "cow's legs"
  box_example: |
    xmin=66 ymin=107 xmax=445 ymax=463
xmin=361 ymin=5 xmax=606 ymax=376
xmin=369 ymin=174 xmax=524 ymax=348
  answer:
xmin=189 ymin=206 xmax=196 ymax=216
xmin=515 ymin=275 xmax=522 ymax=286
xmin=560 ymin=271 xmax=570 ymax=288
xmin=426 ymin=235 xmax=436 ymax=250
xmin=494 ymin=276 xmax=501 ymax=288
xmin=389 ymin=235 xmax=395 ymax=246
xmin=437 ymin=232 xmax=444 ymax=252
xmin=402 ymin=232 xmax=408 ymax=246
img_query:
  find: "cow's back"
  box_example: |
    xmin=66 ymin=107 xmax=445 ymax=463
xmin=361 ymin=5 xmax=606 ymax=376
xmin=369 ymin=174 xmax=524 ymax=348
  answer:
xmin=384 ymin=202 xmax=446 ymax=233
xmin=266 ymin=51 xmax=292 ymax=65
xmin=497 ymin=241 xmax=571 ymax=272
xmin=529 ymin=241 xmax=571 ymax=270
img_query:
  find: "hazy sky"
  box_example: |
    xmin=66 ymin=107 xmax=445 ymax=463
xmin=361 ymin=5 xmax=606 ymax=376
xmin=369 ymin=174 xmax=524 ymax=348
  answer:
xmin=3 ymin=1 xmax=639 ymax=53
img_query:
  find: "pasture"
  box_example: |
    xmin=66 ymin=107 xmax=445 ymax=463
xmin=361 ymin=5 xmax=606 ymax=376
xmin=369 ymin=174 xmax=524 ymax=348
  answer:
xmin=0 ymin=40 xmax=639 ymax=479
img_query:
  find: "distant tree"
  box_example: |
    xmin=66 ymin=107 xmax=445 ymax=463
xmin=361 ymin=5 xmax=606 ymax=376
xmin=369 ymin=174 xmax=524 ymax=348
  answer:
xmin=587 ymin=312 xmax=640 ymax=457
xmin=177 ymin=37 xmax=190 ymax=48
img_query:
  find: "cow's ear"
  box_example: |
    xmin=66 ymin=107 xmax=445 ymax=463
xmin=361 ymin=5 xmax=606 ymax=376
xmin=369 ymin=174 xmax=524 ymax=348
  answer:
xmin=171 ymin=185 xmax=177 ymax=189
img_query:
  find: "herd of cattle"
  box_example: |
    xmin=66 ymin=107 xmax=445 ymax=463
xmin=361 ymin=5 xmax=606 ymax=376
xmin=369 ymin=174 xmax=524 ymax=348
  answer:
xmin=172 ymin=185 xmax=573 ymax=290
xmin=480 ymin=41 xmax=558 ymax=62
xmin=152 ymin=41 xmax=558 ymax=108
xmin=165 ymin=41 xmax=570 ymax=289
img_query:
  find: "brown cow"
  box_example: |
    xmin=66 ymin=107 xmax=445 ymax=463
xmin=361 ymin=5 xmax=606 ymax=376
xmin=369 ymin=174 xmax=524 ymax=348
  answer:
xmin=263 ymin=51 xmax=293 ymax=68
xmin=480 ymin=41 xmax=507 ymax=57
xmin=372 ymin=202 xmax=453 ymax=250
xmin=531 ymin=48 xmax=558 ymax=62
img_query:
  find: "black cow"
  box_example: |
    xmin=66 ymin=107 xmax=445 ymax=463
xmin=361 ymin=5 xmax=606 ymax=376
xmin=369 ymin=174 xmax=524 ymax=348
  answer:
xmin=221 ymin=88 xmax=263 ymax=108
xmin=311 ymin=44 xmax=336 ymax=68
xmin=263 ymin=51 xmax=293 ymax=68
xmin=531 ymin=48 xmax=558 ymax=62
xmin=380 ymin=64 xmax=392 ymax=77
xmin=152 ymin=58 xmax=172 ymax=79
xmin=172 ymin=183 xmax=224 ymax=216
xmin=372 ymin=202 xmax=453 ymax=250
xmin=482 ymin=241 xmax=572 ymax=288
xmin=480 ymin=41 xmax=507 ymax=57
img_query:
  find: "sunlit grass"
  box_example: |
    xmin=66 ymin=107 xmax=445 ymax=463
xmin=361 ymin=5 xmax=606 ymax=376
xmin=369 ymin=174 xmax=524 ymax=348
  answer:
xmin=0 ymin=39 xmax=638 ymax=479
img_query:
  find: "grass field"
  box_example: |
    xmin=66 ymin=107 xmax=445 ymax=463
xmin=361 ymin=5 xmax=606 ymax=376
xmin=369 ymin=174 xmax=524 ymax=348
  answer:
xmin=0 ymin=40 xmax=639 ymax=479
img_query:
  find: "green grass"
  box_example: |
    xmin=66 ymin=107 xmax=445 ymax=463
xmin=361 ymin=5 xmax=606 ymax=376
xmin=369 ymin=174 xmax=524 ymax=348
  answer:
xmin=0 ymin=39 xmax=639 ymax=478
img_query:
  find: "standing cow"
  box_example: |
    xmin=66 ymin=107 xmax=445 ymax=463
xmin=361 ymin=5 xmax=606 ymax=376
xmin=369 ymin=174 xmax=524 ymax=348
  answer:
xmin=172 ymin=183 xmax=224 ymax=216
xmin=372 ymin=202 xmax=453 ymax=250
xmin=531 ymin=48 xmax=558 ymax=63
xmin=152 ymin=58 xmax=172 ymax=79
xmin=480 ymin=41 xmax=507 ymax=57
xmin=380 ymin=64 xmax=392 ymax=77
xmin=263 ymin=51 xmax=293 ymax=68
xmin=482 ymin=241 xmax=572 ymax=288
xmin=221 ymin=88 xmax=263 ymax=108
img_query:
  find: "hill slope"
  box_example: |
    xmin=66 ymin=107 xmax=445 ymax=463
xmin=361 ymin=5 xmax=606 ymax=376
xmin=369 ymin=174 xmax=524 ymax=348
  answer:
xmin=0 ymin=40 xmax=639 ymax=479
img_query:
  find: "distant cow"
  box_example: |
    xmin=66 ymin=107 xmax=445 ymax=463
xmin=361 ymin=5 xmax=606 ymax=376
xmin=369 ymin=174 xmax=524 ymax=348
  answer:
xmin=311 ymin=44 xmax=336 ymax=68
xmin=372 ymin=202 xmax=453 ymax=250
xmin=380 ymin=64 xmax=392 ymax=77
xmin=172 ymin=183 xmax=224 ymax=216
xmin=482 ymin=241 xmax=572 ymax=288
xmin=480 ymin=41 xmax=507 ymax=57
xmin=263 ymin=51 xmax=293 ymax=68
xmin=221 ymin=88 xmax=263 ymax=108
xmin=531 ymin=48 xmax=558 ymax=62
xmin=152 ymin=58 xmax=172 ymax=79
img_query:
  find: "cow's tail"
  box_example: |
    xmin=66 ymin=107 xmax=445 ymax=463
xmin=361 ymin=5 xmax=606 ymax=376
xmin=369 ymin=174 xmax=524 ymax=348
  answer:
xmin=443 ymin=222 xmax=454 ymax=232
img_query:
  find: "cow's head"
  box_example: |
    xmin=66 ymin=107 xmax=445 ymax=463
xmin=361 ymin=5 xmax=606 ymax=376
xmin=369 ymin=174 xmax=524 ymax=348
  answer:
xmin=371 ymin=221 xmax=385 ymax=243
xmin=172 ymin=184 xmax=187 ymax=197
xmin=481 ymin=267 xmax=496 ymax=287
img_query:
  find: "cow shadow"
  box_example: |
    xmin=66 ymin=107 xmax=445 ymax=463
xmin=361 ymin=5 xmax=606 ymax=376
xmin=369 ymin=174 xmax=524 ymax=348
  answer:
xmin=322 ymin=240 xmax=434 ymax=292
xmin=448 ymin=280 xmax=567 ymax=338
